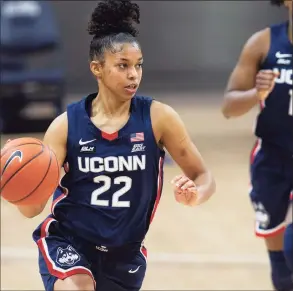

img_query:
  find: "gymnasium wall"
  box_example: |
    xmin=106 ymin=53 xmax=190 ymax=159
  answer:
xmin=0 ymin=1 xmax=287 ymax=133
xmin=51 ymin=1 xmax=286 ymax=93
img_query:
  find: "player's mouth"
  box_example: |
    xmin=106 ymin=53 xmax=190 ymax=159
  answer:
xmin=124 ymin=84 xmax=138 ymax=94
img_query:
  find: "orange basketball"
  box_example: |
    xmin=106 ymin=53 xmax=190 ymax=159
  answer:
xmin=0 ymin=137 xmax=59 ymax=205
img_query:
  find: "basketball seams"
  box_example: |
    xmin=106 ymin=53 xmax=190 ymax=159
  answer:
xmin=0 ymin=143 xmax=45 ymax=193
xmin=1 ymin=138 xmax=59 ymax=205
xmin=9 ymin=145 xmax=53 ymax=203
xmin=1 ymin=138 xmax=42 ymax=156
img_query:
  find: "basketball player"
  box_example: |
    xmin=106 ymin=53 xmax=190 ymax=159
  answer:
xmin=11 ymin=1 xmax=216 ymax=290
xmin=284 ymin=201 xmax=293 ymax=272
xmin=222 ymin=0 xmax=293 ymax=290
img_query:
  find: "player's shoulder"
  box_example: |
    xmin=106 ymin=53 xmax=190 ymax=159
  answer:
xmin=149 ymin=99 xmax=182 ymax=141
xmin=47 ymin=95 xmax=85 ymax=136
xmin=47 ymin=111 xmax=68 ymax=134
xmin=239 ymin=26 xmax=271 ymax=62
xmin=46 ymin=95 xmax=88 ymax=143
xmin=245 ymin=21 xmax=287 ymax=48
xmin=246 ymin=27 xmax=270 ymax=48
xmin=150 ymin=99 xmax=180 ymax=125
xmin=43 ymin=111 xmax=68 ymax=145
xmin=150 ymin=100 xmax=175 ymax=114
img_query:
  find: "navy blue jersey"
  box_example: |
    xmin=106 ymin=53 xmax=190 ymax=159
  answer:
xmin=255 ymin=21 xmax=293 ymax=154
xmin=51 ymin=93 xmax=165 ymax=247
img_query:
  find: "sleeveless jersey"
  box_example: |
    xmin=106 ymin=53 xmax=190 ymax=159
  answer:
xmin=51 ymin=93 xmax=165 ymax=247
xmin=255 ymin=21 xmax=293 ymax=154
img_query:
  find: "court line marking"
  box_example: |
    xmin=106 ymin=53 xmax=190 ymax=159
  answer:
xmin=1 ymin=246 xmax=268 ymax=265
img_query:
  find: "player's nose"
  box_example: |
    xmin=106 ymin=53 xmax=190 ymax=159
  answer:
xmin=127 ymin=67 xmax=139 ymax=80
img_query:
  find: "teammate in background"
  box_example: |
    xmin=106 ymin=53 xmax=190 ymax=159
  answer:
xmin=284 ymin=201 xmax=293 ymax=272
xmin=10 ymin=1 xmax=215 ymax=290
xmin=222 ymin=0 xmax=293 ymax=290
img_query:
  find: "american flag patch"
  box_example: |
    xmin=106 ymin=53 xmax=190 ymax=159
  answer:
xmin=130 ymin=132 xmax=144 ymax=142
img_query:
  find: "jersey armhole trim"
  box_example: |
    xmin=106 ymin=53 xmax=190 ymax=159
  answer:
xmin=64 ymin=110 xmax=71 ymax=168
xmin=149 ymin=100 xmax=165 ymax=153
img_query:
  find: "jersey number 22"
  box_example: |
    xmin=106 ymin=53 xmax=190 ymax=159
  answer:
xmin=91 ymin=175 xmax=131 ymax=207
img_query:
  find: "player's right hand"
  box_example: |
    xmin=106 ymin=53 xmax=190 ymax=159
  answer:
xmin=255 ymin=70 xmax=279 ymax=101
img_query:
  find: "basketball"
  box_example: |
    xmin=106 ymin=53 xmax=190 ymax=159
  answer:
xmin=0 ymin=137 xmax=59 ymax=205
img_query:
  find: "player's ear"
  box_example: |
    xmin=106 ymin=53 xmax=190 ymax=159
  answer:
xmin=90 ymin=61 xmax=103 ymax=79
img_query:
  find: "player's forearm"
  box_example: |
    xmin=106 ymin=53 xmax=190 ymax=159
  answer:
xmin=194 ymin=170 xmax=216 ymax=201
xmin=222 ymin=88 xmax=259 ymax=118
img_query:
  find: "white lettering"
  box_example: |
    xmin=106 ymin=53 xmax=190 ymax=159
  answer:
xmin=90 ymin=157 xmax=104 ymax=173
xmin=133 ymin=155 xmax=145 ymax=171
xmin=274 ymin=69 xmax=292 ymax=85
xmin=78 ymin=157 xmax=89 ymax=173
xmin=104 ymin=157 xmax=118 ymax=172
xmin=78 ymin=155 xmax=146 ymax=173
xmin=118 ymin=156 xmax=132 ymax=171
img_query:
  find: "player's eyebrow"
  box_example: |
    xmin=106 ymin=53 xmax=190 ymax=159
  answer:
xmin=118 ymin=57 xmax=143 ymax=62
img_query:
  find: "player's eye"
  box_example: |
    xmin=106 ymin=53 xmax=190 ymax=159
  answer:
xmin=118 ymin=64 xmax=127 ymax=69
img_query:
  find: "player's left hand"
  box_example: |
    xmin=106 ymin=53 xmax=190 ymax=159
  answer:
xmin=171 ymin=175 xmax=208 ymax=207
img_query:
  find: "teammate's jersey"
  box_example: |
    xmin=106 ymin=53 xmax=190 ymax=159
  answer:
xmin=255 ymin=21 xmax=293 ymax=154
xmin=51 ymin=93 xmax=165 ymax=247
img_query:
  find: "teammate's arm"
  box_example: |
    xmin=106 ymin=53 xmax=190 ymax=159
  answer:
xmin=152 ymin=102 xmax=216 ymax=206
xmin=17 ymin=113 xmax=68 ymax=218
xmin=222 ymin=28 xmax=275 ymax=118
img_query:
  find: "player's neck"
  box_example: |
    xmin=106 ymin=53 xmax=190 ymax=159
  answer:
xmin=93 ymin=91 xmax=131 ymax=118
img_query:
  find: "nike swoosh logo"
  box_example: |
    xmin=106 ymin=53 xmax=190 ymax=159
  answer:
xmin=275 ymin=51 xmax=292 ymax=59
xmin=1 ymin=150 xmax=22 ymax=176
xmin=79 ymin=138 xmax=96 ymax=146
xmin=128 ymin=265 xmax=141 ymax=274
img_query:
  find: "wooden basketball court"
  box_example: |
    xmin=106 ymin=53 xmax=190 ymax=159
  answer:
xmin=1 ymin=92 xmax=273 ymax=290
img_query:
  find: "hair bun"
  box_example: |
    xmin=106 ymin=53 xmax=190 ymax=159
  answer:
xmin=87 ymin=0 xmax=140 ymax=38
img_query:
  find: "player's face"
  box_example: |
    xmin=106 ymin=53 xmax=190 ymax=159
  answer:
xmin=93 ymin=42 xmax=143 ymax=101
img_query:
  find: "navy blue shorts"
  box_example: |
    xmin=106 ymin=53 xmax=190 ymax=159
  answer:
xmin=250 ymin=140 xmax=293 ymax=237
xmin=32 ymin=217 xmax=147 ymax=291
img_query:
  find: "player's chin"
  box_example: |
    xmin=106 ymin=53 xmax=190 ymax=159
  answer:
xmin=122 ymin=87 xmax=138 ymax=99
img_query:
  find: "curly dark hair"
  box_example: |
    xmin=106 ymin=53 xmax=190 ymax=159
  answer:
xmin=270 ymin=0 xmax=284 ymax=6
xmin=87 ymin=0 xmax=141 ymax=62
